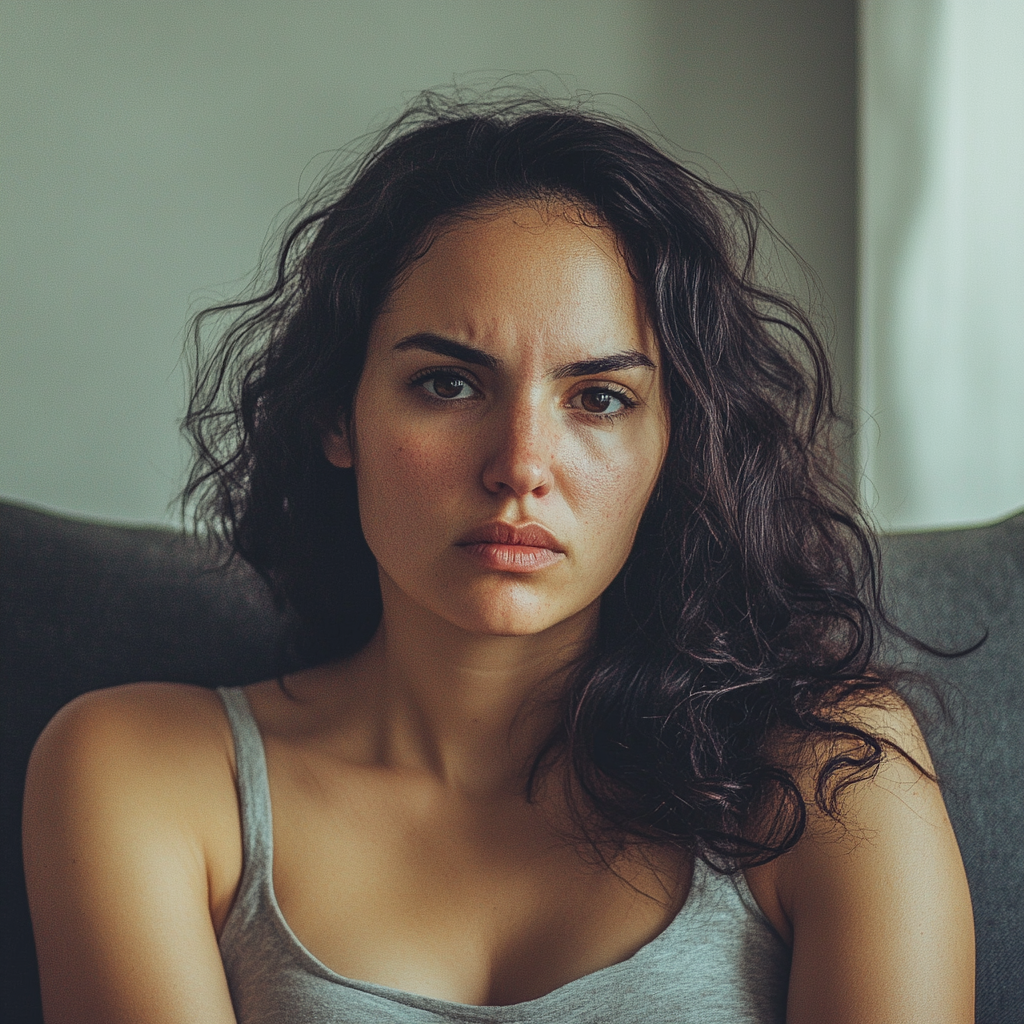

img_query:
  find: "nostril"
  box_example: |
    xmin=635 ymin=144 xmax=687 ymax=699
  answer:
xmin=481 ymin=449 xmax=552 ymax=497
xmin=482 ymin=466 xmax=551 ymax=498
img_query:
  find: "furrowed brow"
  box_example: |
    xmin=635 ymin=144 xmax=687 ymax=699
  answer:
xmin=551 ymin=351 xmax=656 ymax=379
xmin=393 ymin=333 xmax=500 ymax=370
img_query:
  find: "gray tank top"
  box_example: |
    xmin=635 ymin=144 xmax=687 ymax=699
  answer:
xmin=216 ymin=686 xmax=791 ymax=1023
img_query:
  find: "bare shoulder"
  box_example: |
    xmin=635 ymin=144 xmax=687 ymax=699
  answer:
xmin=23 ymin=684 xmax=243 ymax=1023
xmin=34 ymin=679 xmax=232 ymax=741
xmin=765 ymin=690 xmax=975 ymax=1024
xmin=28 ymin=682 xmax=237 ymax=801
xmin=25 ymin=681 xmax=243 ymax=896
xmin=766 ymin=689 xmax=959 ymax=898
xmin=776 ymin=690 xmax=939 ymax=817
xmin=25 ymin=681 xmax=243 ymax=909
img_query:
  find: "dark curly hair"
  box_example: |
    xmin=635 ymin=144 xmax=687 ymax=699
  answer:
xmin=183 ymin=91 xmax=928 ymax=870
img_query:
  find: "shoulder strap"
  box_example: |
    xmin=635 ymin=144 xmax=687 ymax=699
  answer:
xmin=216 ymin=686 xmax=274 ymax=882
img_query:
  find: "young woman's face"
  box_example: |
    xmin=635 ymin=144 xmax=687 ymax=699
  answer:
xmin=325 ymin=203 xmax=670 ymax=637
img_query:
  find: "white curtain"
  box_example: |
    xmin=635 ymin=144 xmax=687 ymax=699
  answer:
xmin=859 ymin=0 xmax=1024 ymax=530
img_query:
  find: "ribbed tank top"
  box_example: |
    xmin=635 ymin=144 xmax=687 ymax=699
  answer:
xmin=216 ymin=685 xmax=791 ymax=1024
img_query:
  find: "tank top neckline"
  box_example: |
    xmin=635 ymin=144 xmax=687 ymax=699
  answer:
xmin=216 ymin=684 xmax=779 ymax=1018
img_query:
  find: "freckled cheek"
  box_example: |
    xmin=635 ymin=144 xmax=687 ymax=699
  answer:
xmin=354 ymin=414 xmax=468 ymax=526
xmin=565 ymin=447 xmax=663 ymax=556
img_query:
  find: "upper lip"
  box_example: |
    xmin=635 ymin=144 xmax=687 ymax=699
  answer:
xmin=456 ymin=521 xmax=564 ymax=551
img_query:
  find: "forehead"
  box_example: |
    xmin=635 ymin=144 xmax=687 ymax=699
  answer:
xmin=372 ymin=203 xmax=657 ymax=362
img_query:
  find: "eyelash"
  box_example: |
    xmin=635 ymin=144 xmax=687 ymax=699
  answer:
xmin=408 ymin=367 xmax=482 ymax=403
xmin=408 ymin=367 xmax=639 ymax=420
xmin=569 ymin=385 xmax=638 ymax=419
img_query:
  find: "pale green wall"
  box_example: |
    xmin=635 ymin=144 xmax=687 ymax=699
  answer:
xmin=859 ymin=0 xmax=1024 ymax=530
xmin=0 ymin=1 xmax=857 ymax=524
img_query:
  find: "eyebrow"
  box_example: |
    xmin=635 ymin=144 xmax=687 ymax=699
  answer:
xmin=393 ymin=333 xmax=499 ymax=369
xmin=550 ymin=352 xmax=656 ymax=379
xmin=393 ymin=332 xmax=656 ymax=378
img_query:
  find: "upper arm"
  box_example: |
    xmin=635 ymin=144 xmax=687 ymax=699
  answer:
xmin=23 ymin=684 xmax=240 ymax=1024
xmin=778 ymin=699 xmax=975 ymax=1024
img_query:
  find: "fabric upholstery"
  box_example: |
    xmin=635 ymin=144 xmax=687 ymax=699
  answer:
xmin=880 ymin=511 xmax=1024 ymax=1023
xmin=2 ymin=499 xmax=1021 ymax=1022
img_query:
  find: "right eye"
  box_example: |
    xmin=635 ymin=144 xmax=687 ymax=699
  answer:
xmin=415 ymin=371 xmax=478 ymax=401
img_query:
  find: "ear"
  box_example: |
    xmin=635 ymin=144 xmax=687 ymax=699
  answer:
xmin=321 ymin=419 xmax=354 ymax=469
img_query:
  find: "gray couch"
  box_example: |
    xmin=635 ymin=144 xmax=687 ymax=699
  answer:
xmin=2 ymin=499 xmax=1021 ymax=1022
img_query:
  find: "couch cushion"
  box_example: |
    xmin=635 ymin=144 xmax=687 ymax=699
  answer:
xmin=881 ymin=511 xmax=1024 ymax=1023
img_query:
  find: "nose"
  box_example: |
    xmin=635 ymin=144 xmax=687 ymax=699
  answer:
xmin=481 ymin=399 xmax=555 ymax=498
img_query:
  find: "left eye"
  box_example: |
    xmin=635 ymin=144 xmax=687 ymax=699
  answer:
xmin=420 ymin=373 xmax=475 ymax=400
xmin=572 ymin=388 xmax=633 ymax=415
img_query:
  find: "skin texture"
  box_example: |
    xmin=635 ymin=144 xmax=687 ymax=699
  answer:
xmin=23 ymin=204 xmax=975 ymax=1022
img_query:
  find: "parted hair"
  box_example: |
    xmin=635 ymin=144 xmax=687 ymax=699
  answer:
xmin=183 ymin=91 xmax=925 ymax=868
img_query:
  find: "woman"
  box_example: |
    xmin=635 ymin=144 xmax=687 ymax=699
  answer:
xmin=23 ymin=94 xmax=975 ymax=1023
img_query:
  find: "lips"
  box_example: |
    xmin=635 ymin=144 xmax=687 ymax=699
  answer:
xmin=454 ymin=521 xmax=565 ymax=573
xmin=455 ymin=521 xmax=563 ymax=551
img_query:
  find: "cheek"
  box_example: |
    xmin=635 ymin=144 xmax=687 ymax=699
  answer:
xmin=352 ymin=405 xmax=464 ymax=533
xmin=565 ymin=436 xmax=664 ymax=555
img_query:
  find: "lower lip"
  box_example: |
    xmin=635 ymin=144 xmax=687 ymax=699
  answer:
xmin=458 ymin=543 xmax=564 ymax=573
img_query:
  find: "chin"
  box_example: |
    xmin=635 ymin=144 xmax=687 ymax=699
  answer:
xmin=379 ymin=563 xmax=599 ymax=639
xmin=427 ymin=578 xmax=573 ymax=637
xmin=441 ymin=600 xmax=564 ymax=638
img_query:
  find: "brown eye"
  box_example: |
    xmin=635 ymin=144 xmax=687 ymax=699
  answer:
xmin=421 ymin=372 xmax=475 ymax=400
xmin=576 ymin=388 xmax=631 ymax=415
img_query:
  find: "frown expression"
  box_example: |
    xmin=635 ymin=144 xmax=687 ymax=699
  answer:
xmin=324 ymin=203 xmax=670 ymax=637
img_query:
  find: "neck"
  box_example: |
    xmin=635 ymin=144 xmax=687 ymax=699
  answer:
xmin=347 ymin=574 xmax=598 ymax=795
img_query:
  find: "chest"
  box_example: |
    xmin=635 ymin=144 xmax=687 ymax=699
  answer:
xmin=223 ymin=744 xmax=689 ymax=1006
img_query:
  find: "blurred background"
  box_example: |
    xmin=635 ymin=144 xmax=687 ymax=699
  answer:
xmin=1 ymin=0 xmax=1020 ymax=531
